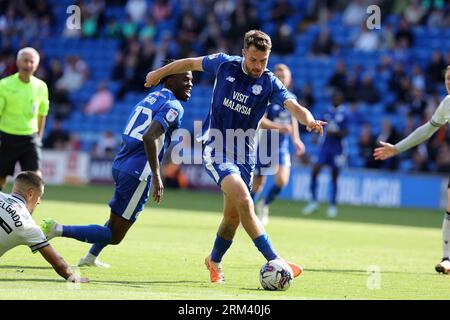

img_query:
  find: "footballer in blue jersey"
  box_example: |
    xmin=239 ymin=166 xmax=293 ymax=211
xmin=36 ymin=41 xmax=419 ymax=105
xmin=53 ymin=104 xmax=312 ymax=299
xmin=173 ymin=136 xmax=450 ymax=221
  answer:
xmin=145 ymin=30 xmax=326 ymax=283
xmin=252 ymin=64 xmax=305 ymax=226
xmin=302 ymin=91 xmax=349 ymax=218
xmin=40 ymin=60 xmax=194 ymax=267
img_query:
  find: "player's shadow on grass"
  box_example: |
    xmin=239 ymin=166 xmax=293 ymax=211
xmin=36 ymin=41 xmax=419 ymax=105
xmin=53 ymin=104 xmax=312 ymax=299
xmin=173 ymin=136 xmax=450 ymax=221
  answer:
xmin=0 ymin=278 xmax=209 ymax=288
xmin=305 ymin=268 xmax=435 ymax=275
xmin=0 ymin=265 xmax=52 ymax=270
xmin=91 ymin=279 xmax=209 ymax=288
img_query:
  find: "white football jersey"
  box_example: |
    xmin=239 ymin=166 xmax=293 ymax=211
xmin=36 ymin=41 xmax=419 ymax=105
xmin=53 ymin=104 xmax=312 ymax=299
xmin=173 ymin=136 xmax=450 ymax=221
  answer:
xmin=0 ymin=192 xmax=48 ymax=257
xmin=431 ymin=95 xmax=450 ymax=127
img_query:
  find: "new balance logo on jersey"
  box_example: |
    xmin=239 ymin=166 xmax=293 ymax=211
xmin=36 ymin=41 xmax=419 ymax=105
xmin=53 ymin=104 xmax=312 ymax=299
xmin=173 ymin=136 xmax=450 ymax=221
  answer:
xmin=226 ymin=76 xmax=235 ymax=83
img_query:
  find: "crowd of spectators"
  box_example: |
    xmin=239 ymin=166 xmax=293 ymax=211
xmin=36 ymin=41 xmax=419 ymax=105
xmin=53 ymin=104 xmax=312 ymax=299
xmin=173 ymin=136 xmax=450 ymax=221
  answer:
xmin=1 ymin=0 xmax=450 ymax=172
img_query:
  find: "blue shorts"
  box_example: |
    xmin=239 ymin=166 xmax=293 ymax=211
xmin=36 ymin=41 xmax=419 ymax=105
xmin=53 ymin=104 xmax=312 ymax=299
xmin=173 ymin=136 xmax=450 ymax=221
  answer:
xmin=317 ymin=149 xmax=345 ymax=169
xmin=204 ymin=161 xmax=254 ymax=192
xmin=108 ymin=169 xmax=151 ymax=223
xmin=255 ymin=148 xmax=291 ymax=176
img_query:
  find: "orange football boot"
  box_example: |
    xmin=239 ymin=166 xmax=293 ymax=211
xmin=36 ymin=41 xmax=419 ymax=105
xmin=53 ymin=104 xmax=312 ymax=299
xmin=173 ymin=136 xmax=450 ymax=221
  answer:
xmin=205 ymin=255 xmax=225 ymax=283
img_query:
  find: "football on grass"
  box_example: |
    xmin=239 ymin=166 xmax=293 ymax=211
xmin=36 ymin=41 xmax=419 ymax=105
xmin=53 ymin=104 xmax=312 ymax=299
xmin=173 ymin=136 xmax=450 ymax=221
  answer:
xmin=259 ymin=259 xmax=293 ymax=291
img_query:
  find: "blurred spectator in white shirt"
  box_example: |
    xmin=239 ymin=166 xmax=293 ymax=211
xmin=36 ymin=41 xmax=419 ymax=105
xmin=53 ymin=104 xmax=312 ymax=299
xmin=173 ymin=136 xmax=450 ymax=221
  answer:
xmin=126 ymin=0 xmax=148 ymax=23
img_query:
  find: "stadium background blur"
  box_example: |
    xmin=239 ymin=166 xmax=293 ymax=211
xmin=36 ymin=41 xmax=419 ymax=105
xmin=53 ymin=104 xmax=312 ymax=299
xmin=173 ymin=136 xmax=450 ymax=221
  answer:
xmin=1 ymin=0 xmax=450 ymax=208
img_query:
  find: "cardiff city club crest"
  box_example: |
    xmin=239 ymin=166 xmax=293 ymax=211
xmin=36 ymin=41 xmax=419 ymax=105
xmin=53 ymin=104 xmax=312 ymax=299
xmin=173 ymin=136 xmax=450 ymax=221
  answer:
xmin=251 ymin=84 xmax=262 ymax=95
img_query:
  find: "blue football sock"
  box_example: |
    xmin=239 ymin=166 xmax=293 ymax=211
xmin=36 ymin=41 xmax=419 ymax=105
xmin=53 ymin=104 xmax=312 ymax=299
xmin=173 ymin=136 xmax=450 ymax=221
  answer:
xmin=310 ymin=175 xmax=318 ymax=201
xmin=88 ymin=220 xmax=110 ymax=256
xmin=330 ymin=180 xmax=337 ymax=205
xmin=265 ymin=185 xmax=282 ymax=205
xmin=62 ymin=225 xmax=111 ymax=244
xmin=210 ymin=234 xmax=233 ymax=263
xmin=89 ymin=243 xmax=107 ymax=257
xmin=253 ymin=234 xmax=278 ymax=261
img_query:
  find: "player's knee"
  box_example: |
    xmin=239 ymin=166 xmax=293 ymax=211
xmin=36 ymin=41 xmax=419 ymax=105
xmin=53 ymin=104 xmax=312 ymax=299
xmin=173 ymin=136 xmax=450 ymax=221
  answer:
xmin=235 ymin=195 xmax=253 ymax=215
xmin=109 ymin=234 xmax=125 ymax=245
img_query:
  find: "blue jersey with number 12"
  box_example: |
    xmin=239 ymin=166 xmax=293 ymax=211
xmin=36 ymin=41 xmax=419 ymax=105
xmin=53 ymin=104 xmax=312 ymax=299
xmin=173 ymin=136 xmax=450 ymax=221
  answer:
xmin=113 ymin=88 xmax=184 ymax=180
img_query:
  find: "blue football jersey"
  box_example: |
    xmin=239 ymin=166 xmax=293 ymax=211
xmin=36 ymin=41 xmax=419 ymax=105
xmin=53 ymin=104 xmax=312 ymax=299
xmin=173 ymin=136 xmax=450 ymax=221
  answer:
xmin=321 ymin=105 xmax=349 ymax=154
xmin=199 ymin=53 xmax=294 ymax=166
xmin=265 ymin=91 xmax=297 ymax=151
xmin=113 ymin=88 xmax=184 ymax=180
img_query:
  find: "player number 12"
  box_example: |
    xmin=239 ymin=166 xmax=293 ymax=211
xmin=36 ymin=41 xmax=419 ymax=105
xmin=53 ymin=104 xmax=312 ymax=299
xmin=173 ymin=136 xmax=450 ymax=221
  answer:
xmin=124 ymin=106 xmax=153 ymax=141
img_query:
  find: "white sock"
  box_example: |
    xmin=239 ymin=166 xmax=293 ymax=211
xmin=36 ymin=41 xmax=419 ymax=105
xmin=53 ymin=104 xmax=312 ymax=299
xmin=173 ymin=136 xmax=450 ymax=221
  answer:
xmin=84 ymin=253 xmax=97 ymax=262
xmin=55 ymin=224 xmax=63 ymax=236
xmin=442 ymin=212 xmax=450 ymax=259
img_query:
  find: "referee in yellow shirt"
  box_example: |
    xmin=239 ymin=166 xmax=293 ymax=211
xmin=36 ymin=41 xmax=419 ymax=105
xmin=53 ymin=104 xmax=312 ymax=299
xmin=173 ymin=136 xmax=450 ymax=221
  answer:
xmin=0 ymin=47 xmax=49 ymax=190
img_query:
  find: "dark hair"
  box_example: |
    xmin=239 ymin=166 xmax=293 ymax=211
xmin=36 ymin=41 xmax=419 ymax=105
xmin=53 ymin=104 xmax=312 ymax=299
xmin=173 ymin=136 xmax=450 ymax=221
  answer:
xmin=244 ymin=30 xmax=272 ymax=51
xmin=15 ymin=171 xmax=44 ymax=190
xmin=160 ymin=59 xmax=176 ymax=84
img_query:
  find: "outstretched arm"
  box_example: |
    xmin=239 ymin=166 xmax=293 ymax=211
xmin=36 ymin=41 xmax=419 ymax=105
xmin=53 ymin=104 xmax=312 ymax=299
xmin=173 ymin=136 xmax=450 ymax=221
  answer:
xmin=373 ymin=122 xmax=441 ymax=160
xmin=284 ymin=99 xmax=327 ymax=136
xmin=291 ymin=116 xmax=305 ymax=156
xmin=260 ymin=117 xmax=292 ymax=134
xmin=39 ymin=245 xmax=89 ymax=282
xmin=145 ymin=57 xmax=204 ymax=87
xmin=143 ymin=120 xmax=166 ymax=204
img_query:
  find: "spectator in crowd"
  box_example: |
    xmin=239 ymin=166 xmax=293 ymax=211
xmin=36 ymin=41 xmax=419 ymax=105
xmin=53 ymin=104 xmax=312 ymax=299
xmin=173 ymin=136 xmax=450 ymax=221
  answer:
xmin=121 ymin=14 xmax=138 ymax=39
xmin=328 ymin=60 xmax=347 ymax=93
xmin=0 ymin=50 xmax=17 ymax=78
xmin=295 ymin=83 xmax=315 ymax=109
xmin=395 ymin=18 xmax=414 ymax=48
xmin=84 ymin=83 xmax=114 ymax=115
xmin=427 ymin=51 xmax=447 ymax=90
xmin=272 ymin=23 xmax=295 ymax=55
xmin=105 ymin=17 xmax=121 ymax=38
xmin=354 ymin=23 xmax=380 ymax=52
xmin=403 ymin=0 xmax=426 ymax=25
xmin=126 ymin=0 xmax=148 ymax=23
xmin=376 ymin=118 xmax=399 ymax=170
xmin=357 ymin=73 xmax=380 ymax=104
xmin=409 ymin=145 xmax=430 ymax=172
xmin=358 ymin=123 xmax=379 ymax=168
xmin=91 ymin=131 xmax=117 ymax=159
xmin=426 ymin=8 xmax=449 ymax=28
xmin=342 ymin=0 xmax=367 ymax=26
xmin=271 ymin=0 xmax=294 ymax=24
xmin=55 ymin=55 xmax=89 ymax=93
xmin=151 ymin=0 xmax=173 ymax=23
xmin=311 ymin=27 xmax=337 ymax=57
xmin=177 ymin=9 xmax=202 ymax=57
xmin=343 ymin=74 xmax=359 ymax=104
xmin=139 ymin=18 xmax=156 ymax=41
xmin=408 ymin=87 xmax=427 ymax=119
xmin=411 ymin=63 xmax=425 ymax=91
xmin=389 ymin=63 xmax=411 ymax=103
xmin=436 ymin=143 xmax=450 ymax=173
xmin=227 ymin=0 xmax=260 ymax=44
xmin=43 ymin=120 xmax=70 ymax=150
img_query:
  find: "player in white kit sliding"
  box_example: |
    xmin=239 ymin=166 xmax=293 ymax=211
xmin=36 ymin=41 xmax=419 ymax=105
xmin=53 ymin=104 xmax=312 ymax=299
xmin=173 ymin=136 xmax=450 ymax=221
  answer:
xmin=0 ymin=171 xmax=87 ymax=282
xmin=374 ymin=65 xmax=450 ymax=274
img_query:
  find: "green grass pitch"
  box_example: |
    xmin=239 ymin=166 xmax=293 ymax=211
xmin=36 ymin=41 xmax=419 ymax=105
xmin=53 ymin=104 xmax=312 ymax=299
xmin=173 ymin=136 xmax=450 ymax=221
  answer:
xmin=0 ymin=184 xmax=449 ymax=300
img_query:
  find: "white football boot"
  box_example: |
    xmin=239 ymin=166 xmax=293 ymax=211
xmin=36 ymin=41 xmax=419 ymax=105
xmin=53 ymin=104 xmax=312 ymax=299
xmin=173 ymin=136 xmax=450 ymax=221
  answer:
xmin=256 ymin=200 xmax=270 ymax=226
xmin=326 ymin=205 xmax=338 ymax=218
xmin=78 ymin=253 xmax=110 ymax=268
xmin=302 ymin=202 xmax=319 ymax=215
xmin=435 ymin=259 xmax=450 ymax=274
